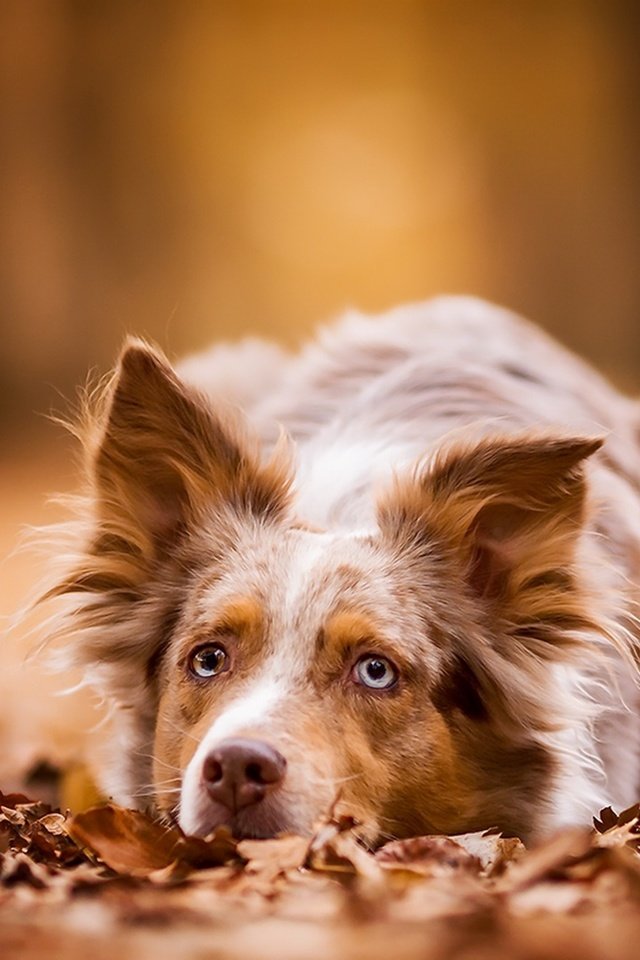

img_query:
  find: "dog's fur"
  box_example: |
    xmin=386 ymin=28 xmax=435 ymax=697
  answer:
xmin=35 ymin=297 xmax=640 ymax=844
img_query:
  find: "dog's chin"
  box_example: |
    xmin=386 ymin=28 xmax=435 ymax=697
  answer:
xmin=227 ymin=809 xmax=295 ymax=840
xmin=178 ymin=794 xmax=306 ymax=840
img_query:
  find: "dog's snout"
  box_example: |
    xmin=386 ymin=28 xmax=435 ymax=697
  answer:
xmin=202 ymin=737 xmax=287 ymax=814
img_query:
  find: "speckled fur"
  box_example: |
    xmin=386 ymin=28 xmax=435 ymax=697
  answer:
xmin=33 ymin=297 xmax=640 ymax=843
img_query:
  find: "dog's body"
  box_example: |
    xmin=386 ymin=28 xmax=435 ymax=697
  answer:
xmin=40 ymin=297 xmax=640 ymax=844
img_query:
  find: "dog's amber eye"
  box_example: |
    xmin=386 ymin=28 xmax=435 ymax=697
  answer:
xmin=188 ymin=643 xmax=228 ymax=679
xmin=353 ymin=655 xmax=398 ymax=690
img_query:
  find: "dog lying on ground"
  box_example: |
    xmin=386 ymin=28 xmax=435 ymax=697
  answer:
xmin=36 ymin=297 xmax=640 ymax=845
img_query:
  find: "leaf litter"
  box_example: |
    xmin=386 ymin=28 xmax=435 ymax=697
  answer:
xmin=2 ymin=789 xmax=640 ymax=959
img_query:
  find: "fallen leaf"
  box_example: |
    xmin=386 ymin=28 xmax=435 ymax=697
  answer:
xmin=454 ymin=831 xmax=526 ymax=874
xmin=67 ymin=804 xmax=241 ymax=878
xmin=238 ymin=835 xmax=309 ymax=880
xmin=376 ymin=835 xmax=482 ymax=875
xmin=496 ymin=828 xmax=594 ymax=892
xmin=0 ymin=791 xmax=33 ymax=809
xmin=594 ymin=804 xmax=640 ymax=836
xmin=38 ymin=813 xmax=67 ymax=836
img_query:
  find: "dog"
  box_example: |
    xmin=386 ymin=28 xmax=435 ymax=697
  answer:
xmin=35 ymin=296 xmax=640 ymax=845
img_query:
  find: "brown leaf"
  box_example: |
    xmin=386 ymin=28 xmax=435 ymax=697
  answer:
xmin=38 ymin=813 xmax=67 ymax=836
xmin=496 ymin=827 xmax=594 ymax=892
xmin=177 ymin=829 xmax=243 ymax=871
xmin=304 ymin=811 xmax=362 ymax=875
xmin=301 ymin=810 xmax=386 ymax=921
xmin=376 ymin=835 xmax=482 ymax=875
xmin=67 ymin=805 xmax=182 ymax=876
xmin=66 ymin=804 xmax=241 ymax=879
xmin=593 ymin=805 xmax=640 ymax=856
xmin=0 ymin=791 xmax=33 ymax=809
xmin=594 ymin=804 xmax=640 ymax=835
xmin=238 ymin=835 xmax=309 ymax=879
xmin=0 ymin=852 xmax=51 ymax=889
xmin=0 ymin=826 xmax=10 ymax=855
xmin=453 ymin=832 xmax=526 ymax=874
xmin=0 ymin=806 xmax=27 ymax=828
xmin=593 ymin=805 xmax=621 ymax=834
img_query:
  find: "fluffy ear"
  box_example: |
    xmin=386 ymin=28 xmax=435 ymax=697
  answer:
xmin=89 ymin=339 xmax=292 ymax=565
xmin=377 ymin=433 xmax=603 ymax=635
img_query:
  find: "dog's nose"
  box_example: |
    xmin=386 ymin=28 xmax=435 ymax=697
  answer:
xmin=202 ymin=737 xmax=287 ymax=814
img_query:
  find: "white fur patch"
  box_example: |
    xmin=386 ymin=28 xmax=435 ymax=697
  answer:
xmin=206 ymin=674 xmax=286 ymax=743
xmin=179 ymin=537 xmax=337 ymax=834
xmin=178 ymin=673 xmax=288 ymax=834
xmin=283 ymin=534 xmax=334 ymax=617
xmin=295 ymin=438 xmax=407 ymax=528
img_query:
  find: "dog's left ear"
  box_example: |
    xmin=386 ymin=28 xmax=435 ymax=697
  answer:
xmin=377 ymin=433 xmax=603 ymax=616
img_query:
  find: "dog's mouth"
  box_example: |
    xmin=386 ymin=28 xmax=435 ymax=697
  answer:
xmin=176 ymin=790 xmax=307 ymax=840
xmin=226 ymin=809 xmax=295 ymax=840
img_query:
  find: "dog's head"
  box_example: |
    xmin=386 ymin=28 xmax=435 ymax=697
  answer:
xmin=43 ymin=341 xmax=607 ymax=844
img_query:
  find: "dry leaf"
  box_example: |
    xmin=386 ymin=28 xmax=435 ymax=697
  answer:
xmin=238 ymin=835 xmax=309 ymax=879
xmin=67 ymin=805 xmax=242 ymax=878
xmin=38 ymin=813 xmax=67 ymax=836
xmin=496 ymin=828 xmax=594 ymax=892
xmin=376 ymin=835 xmax=482 ymax=876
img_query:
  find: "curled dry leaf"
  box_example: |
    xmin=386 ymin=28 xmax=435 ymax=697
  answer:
xmin=376 ymin=835 xmax=482 ymax=876
xmin=594 ymin=804 xmax=640 ymax=835
xmin=376 ymin=832 xmax=526 ymax=879
xmin=0 ymin=793 xmax=84 ymax=869
xmin=302 ymin=810 xmax=386 ymax=894
xmin=303 ymin=810 xmax=362 ymax=875
xmin=67 ymin=805 xmax=243 ymax=879
xmin=238 ymin=835 xmax=310 ymax=880
xmin=593 ymin=804 xmax=640 ymax=853
xmin=495 ymin=828 xmax=595 ymax=893
xmin=38 ymin=814 xmax=67 ymax=837
xmin=454 ymin=832 xmax=526 ymax=874
xmin=0 ymin=852 xmax=52 ymax=890
xmin=301 ymin=808 xmax=387 ymax=923
xmin=0 ymin=791 xmax=33 ymax=808
xmin=0 ymin=807 xmax=27 ymax=828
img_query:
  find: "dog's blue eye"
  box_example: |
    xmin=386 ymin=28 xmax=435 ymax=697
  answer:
xmin=354 ymin=655 xmax=398 ymax=690
xmin=188 ymin=644 xmax=228 ymax=679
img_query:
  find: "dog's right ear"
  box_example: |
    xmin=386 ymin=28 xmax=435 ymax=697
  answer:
xmin=90 ymin=339 xmax=291 ymax=565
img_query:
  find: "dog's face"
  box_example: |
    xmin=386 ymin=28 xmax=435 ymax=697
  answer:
xmin=157 ymin=524 xmax=552 ymax=844
xmin=48 ymin=342 xmax=602 ymax=844
xmin=157 ymin=526 xmax=486 ymax=842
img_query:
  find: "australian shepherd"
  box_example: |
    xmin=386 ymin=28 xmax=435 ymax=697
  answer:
xmin=36 ymin=297 xmax=640 ymax=844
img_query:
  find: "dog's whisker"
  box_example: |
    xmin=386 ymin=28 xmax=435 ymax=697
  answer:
xmin=132 ymin=751 xmax=182 ymax=773
xmin=131 ymin=786 xmax=181 ymax=801
xmin=137 ymin=777 xmax=182 ymax=791
xmin=157 ymin=714 xmax=201 ymax=746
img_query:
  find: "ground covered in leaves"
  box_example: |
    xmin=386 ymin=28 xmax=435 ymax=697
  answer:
xmin=2 ymin=791 xmax=640 ymax=960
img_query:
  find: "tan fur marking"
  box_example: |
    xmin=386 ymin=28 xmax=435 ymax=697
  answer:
xmin=211 ymin=596 xmax=264 ymax=635
xmin=323 ymin=610 xmax=377 ymax=649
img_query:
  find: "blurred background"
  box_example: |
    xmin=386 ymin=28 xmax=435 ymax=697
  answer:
xmin=1 ymin=1 xmax=639 ymax=800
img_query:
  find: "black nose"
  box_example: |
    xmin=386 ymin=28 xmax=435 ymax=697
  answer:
xmin=202 ymin=737 xmax=287 ymax=814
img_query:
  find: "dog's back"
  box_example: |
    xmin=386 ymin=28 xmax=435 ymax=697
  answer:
xmin=182 ymin=296 xmax=640 ymax=527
